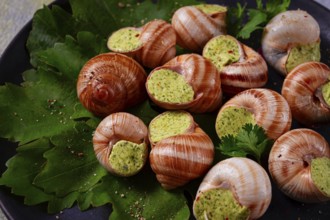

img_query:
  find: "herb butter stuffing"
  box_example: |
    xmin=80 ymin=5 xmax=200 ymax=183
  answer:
xmin=194 ymin=188 xmax=250 ymax=220
xmin=311 ymin=157 xmax=330 ymax=196
xmin=109 ymin=140 xmax=147 ymax=176
xmin=286 ymin=42 xmax=321 ymax=73
xmin=147 ymin=69 xmax=194 ymax=104
xmin=107 ymin=28 xmax=142 ymax=52
xmin=203 ymin=35 xmax=241 ymax=71
xmin=149 ymin=111 xmax=192 ymax=143
xmin=322 ymin=81 xmax=330 ymax=106
xmin=216 ymin=106 xmax=255 ymax=138
xmin=194 ymin=4 xmax=227 ymax=14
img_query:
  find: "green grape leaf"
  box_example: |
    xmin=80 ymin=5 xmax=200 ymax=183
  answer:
xmin=33 ymin=122 xmax=108 ymax=197
xmin=0 ymin=138 xmax=52 ymax=205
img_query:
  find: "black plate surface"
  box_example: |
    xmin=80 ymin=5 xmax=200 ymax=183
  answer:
xmin=0 ymin=0 xmax=330 ymax=219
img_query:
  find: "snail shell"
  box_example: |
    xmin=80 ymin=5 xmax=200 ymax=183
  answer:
xmin=76 ymin=53 xmax=147 ymax=117
xmin=220 ymin=44 xmax=268 ymax=95
xmin=193 ymin=157 xmax=272 ymax=219
xmin=268 ymin=128 xmax=330 ymax=203
xmin=261 ymin=10 xmax=320 ymax=75
xmin=216 ymin=88 xmax=292 ymax=140
xmin=171 ymin=5 xmax=226 ymax=52
xmin=149 ymin=111 xmax=214 ymax=190
xmin=93 ymin=112 xmax=149 ymax=176
xmin=282 ymin=62 xmax=330 ymax=125
xmin=146 ymin=53 xmax=222 ymax=113
xmin=108 ymin=19 xmax=176 ymax=69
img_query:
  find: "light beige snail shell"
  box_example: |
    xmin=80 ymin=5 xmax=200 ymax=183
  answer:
xmin=194 ymin=157 xmax=272 ymax=219
xmin=220 ymin=44 xmax=268 ymax=95
xmin=93 ymin=112 xmax=149 ymax=176
xmin=282 ymin=62 xmax=330 ymax=125
xmin=146 ymin=53 xmax=222 ymax=113
xmin=149 ymin=112 xmax=214 ymax=190
xmin=268 ymin=128 xmax=330 ymax=203
xmin=261 ymin=10 xmax=320 ymax=75
xmin=76 ymin=53 xmax=147 ymax=117
xmin=216 ymin=88 xmax=292 ymax=140
xmin=171 ymin=5 xmax=226 ymax=52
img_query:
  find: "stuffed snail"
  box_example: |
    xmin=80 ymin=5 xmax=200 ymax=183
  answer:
xmin=193 ymin=157 xmax=272 ymax=220
xmin=268 ymin=128 xmax=330 ymax=203
xmin=93 ymin=112 xmax=149 ymax=176
xmin=203 ymin=35 xmax=268 ymax=95
xmin=149 ymin=111 xmax=214 ymax=190
xmin=215 ymin=88 xmax=292 ymax=140
xmin=282 ymin=61 xmax=330 ymax=125
xmin=146 ymin=53 xmax=222 ymax=113
xmin=262 ymin=10 xmax=320 ymax=75
xmin=171 ymin=4 xmax=227 ymax=52
xmin=107 ymin=19 xmax=176 ymax=68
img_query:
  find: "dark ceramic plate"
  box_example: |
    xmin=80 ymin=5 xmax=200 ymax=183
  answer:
xmin=0 ymin=0 xmax=329 ymax=219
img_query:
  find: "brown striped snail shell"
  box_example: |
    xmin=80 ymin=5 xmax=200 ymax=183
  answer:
xmin=282 ymin=62 xmax=330 ymax=125
xmin=149 ymin=111 xmax=214 ymax=190
xmin=93 ymin=112 xmax=149 ymax=176
xmin=268 ymin=128 xmax=330 ymax=203
xmin=261 ymin=10 xmax=320 ymax=75
xmin=171 ymin=5 xmax=227 ymax=52
xmin=146 ymin=53 xmax=222 ymax=113
xmin=193 ymin=157 xmax=272 ymax=219
xmin=216 ymin=88 xmax=292 ymax=140
xmin=108 ymin=19 xmax=176 ymax=69
xmin=220 ymin=44 xmax=268 ymax=95
xmin=76 ymin=53 xmax=147 ymax=117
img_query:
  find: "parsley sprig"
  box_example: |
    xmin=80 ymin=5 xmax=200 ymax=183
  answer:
xmin=218 ymin=124 xmax=273 ymax=163
xmin=228 ymin=0 xmax=291 ymax=39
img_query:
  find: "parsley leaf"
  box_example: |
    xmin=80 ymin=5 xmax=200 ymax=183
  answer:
xmin=219 ymin=124 xmax=273 ymax=163
xmin=229 ymin=0 xmax=291 ymax=39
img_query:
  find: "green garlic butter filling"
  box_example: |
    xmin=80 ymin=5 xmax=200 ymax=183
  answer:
xmin=194 ymin=188 xmax=250 ymax=220
xmin=147 ymin=69 xmax=194 ymax=104
xmin=149 ymin=111 xmax=192 ymax=143
xmin=107 ymin=28 xmax=142 ymax=52
xmin=203 ymin=35 xmax=241 ymax=71
xmin=216 ymin=106 xmax=256 ymax=138
xmin=311 ymin=157 xmax=330 ymax=196
xmin=109 ymin=140 xmax=146 ymax=176
xmin=321 ymin=81 xmax=330 ymax=107
xmin=194 ymin=4 xmax=227 ymax=14
xmin=286 ymin=41 xmax=321 ymax=73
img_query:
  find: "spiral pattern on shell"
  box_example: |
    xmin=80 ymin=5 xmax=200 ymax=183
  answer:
xmin=136 ymin=19 xmax=176 ymax=68
xmin=268 ymin=128 xmax=330 ymax=203
xmin=149 ymin=126 xmax=214 ymax=190
xmin=194 ymin=157 xmax=272 ymax=219
xmin=76 ymin=53 xmax=147 ymax=117
xmin=93 ymin=112 xmax=149 ymax=176
xmin=171 ymin=5 xmax=226 ymax=52
xmin=146 ymin=53 xmax=222 ymax=113
xmin=282 ymin=62 xmax=330 ymax=125
xmin=220 ymin=44 xmax=268 ymax=95
xmin=217 ymin=88 xmax=292 ymax=140
xmin=261 ymin=10 xmax=320 ymax=75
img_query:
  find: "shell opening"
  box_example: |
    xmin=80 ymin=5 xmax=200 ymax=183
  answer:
xmin=321 ymin=80 xmax=330 ymax=107
xmin=311 ymin=157 xmax=330 ymax=197
xmin=107 ymin=28 xmax=142 ymax=52
xmin=286 ymin=41 xmax=321 ymax=73
xmin=146 ymin=69 xmax=195 ymax=104
xmin=193 ymin=188 xmax=250 ymax=220
xmin=108 ymin=140 xmax=147 ymax=176
xmin=149 ymin=111 xmax=193 ymax=144
xmin=215 ymin=106 xmax=256 ymax=139
xmin=194 ymin=4 xmax=227 ymax=14
xmin=203 ymin=35 xmax=243 ymax=71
